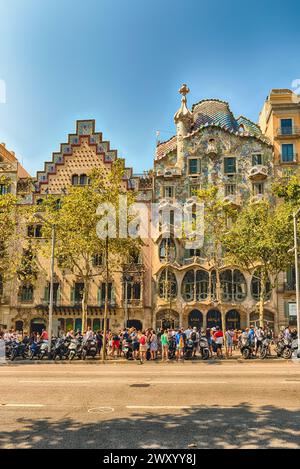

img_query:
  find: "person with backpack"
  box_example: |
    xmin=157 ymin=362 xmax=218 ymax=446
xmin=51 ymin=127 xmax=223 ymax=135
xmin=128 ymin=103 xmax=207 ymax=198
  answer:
xmin=190 ymin=327 xmax=199 ymax=357
xmin=138 ymin=330 xmax=148 ymax=364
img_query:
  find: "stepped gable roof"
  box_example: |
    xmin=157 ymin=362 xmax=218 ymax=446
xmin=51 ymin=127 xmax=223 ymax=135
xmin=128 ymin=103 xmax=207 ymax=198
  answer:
xmin=33 ymin=119 xmax=135 ymax=193
xmin=192 ymin=99 xmax=239 ymax=132
xmin=156 ymin=135 xmax=177 ymax=160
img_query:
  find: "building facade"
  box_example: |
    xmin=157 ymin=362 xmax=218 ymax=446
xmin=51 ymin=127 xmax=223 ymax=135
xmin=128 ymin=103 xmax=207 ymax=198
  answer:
xmin=1 ymin=87 xmax=299 ymax=334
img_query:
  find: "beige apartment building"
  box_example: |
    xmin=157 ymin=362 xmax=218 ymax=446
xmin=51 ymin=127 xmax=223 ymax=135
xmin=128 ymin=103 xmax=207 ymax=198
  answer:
xmin=0 ymin=87 xmax=300 ymax=334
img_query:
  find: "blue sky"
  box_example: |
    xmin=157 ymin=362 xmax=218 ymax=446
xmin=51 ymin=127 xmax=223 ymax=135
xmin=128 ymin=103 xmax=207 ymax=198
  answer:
xmin=0 ymin=0 xmax=299 ymax=176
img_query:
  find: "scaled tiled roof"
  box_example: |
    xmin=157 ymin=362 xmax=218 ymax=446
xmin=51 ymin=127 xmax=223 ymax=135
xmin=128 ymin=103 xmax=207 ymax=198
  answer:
xmin=156 ymin=135 xmax=177 ymax=160
xmin=192 ymin=99 xmax=239 ymax=132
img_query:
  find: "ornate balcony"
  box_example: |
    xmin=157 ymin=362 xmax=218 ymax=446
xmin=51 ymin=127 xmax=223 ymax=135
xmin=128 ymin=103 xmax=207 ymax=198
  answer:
xmin=276 ymin=127 xmax=300 ymax=137
xmin=224 ymin=194 xmax=241 ymax=208
xmin=206 ymin=139 xmax=218 ymax=157
xmin=156 ymin=167 xmax=182 ymax=178
xmin=248 ymin=165 xmax=268 ymax=180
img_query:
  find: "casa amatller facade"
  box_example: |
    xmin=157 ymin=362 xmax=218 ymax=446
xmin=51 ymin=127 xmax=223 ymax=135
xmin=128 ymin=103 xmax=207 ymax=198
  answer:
xmin=0 ymin=87 xmax=300 ymax=335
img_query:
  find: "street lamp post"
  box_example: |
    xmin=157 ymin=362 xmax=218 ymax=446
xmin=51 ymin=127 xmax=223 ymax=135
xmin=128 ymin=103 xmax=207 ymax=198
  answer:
xmin=34 ymin=213 xmax=56 ymax=359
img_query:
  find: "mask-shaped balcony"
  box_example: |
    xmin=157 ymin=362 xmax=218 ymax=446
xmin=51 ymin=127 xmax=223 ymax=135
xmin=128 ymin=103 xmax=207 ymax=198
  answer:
xmin=206 ymin=139 xmax=218 ymax=157
xmin=224 ymin=194 xmax=241 ymax=208
xmin=248 ymin=165 xmax=268 ymax=181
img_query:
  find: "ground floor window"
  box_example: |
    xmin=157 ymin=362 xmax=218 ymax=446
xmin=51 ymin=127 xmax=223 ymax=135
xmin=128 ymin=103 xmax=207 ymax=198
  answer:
xmin=188 ymin=310 xmax=203 ymax=329
xmin=156 ymin=310 xmax=179 ymax=331
xmin=207 ymin=309 xmax=222 ymax=329
xmin=225 ymin=310 xmax=240 ymax=330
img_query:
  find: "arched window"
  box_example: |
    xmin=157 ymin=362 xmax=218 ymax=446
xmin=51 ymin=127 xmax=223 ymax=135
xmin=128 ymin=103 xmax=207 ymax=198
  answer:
xmin=159 ymin=238 xmax=176 ymax=263
xmin=156 ymin=310 xmax=179 ymax=330
xmin=182 ymin=270 xmax=195 ymax=302
xmin=220 ymin=269 xmax=247 ymax=302
xmin=226 ymin=310 xmax=240 ymax=329
xmin=158 ymin=269 xmax=177 ymax=300
xmin=207 ymin=309 xmax=222 ymax=329
xmin=71 ymin=174 xmax=79 ymax=185
xmin=188 ymin=310 xmax=203 ymax=329
xmin=251 ymin=269 xmax=271 ymax=301
xmin=195 ymin=270 xmax=209 ymax=300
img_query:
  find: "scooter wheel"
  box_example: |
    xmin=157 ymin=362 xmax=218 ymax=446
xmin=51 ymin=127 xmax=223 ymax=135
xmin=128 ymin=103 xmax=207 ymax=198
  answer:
xmin=202 ymin=349 xmax=209 ymax=360
xmin=283 ymin=348 xmax=292 ymax=360
xmin=242 ymin=348 xmax=250 ymax=359
xmin=259 ymin=349 xmax=267 ymax=360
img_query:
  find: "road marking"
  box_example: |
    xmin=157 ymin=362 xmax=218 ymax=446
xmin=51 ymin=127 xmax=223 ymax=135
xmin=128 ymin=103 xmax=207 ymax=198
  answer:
xmin=126 ymin=405 xmax=193 ymax=410
xmin=0 ymin=403 xmax=45 ymax=407
xmin=19 ymin=380 xmax=93 ymax=384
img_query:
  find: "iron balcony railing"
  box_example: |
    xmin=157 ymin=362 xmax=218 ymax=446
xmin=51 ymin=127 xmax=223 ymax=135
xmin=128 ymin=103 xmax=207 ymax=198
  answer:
xmin=277 ymin=127 xmax=300 ymax=136
xmin=280 ymin=153 xmax=298 ymax=163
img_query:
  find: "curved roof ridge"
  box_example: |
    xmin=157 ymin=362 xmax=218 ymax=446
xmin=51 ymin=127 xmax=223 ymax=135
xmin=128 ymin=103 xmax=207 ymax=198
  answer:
xmin=191 ymin=98 xmax=230 ymax=112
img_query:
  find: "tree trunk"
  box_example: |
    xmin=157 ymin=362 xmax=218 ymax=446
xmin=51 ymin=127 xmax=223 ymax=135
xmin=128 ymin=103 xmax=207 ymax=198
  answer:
xmin=259 ymin=274 xmax=266 ymax=328
xmin=81 ymin=278 xmax=89 ymax=334
xmin=216 ymin=267 xmax=228 ymax=357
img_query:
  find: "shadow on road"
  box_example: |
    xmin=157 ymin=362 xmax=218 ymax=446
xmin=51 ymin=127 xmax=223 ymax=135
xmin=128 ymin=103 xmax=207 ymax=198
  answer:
xmin=1 ymin=403 xmax=300 ymax=449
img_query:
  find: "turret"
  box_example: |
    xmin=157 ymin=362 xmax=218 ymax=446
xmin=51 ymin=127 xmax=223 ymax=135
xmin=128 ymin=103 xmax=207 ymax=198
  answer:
xmin=174 ymin=84 xmax=192 ymax=170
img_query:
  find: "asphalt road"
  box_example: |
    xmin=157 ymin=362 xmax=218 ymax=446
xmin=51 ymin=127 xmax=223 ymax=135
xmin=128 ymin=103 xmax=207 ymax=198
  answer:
xmin=1 ymin=360 xmax=300 ymax=449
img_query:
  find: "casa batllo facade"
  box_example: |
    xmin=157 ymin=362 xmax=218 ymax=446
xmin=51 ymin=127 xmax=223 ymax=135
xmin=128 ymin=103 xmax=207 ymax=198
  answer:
xmin=1 ymin=87 xmax=300 ymax=334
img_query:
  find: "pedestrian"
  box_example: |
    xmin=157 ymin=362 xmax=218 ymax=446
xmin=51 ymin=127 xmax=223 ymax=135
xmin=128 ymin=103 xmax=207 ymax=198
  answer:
xmin=190 ymin=327 xmax=199 ymax=357
xmin=175 ymin=328 xmax=185 ymax=361
xmin=160 ymin=329 xmax=169 ymax=361
xmin=225 ymin=328 xmax=234 ymax=357
xmin=213 ymin=326 xmax=224 ymax=358
xmin=150 ymin=330 xmax=158 ymax=360
xmin=138 ymin=330 xmax=148 ymax=364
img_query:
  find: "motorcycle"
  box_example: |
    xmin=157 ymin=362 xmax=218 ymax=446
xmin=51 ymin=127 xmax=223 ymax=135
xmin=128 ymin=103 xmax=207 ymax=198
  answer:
xmin=275 ymin=336 xmax=298 ymax=359
xmin=258 ymin=337 xmax=271 ymax=359
xmin=38 ymin=340 xmax=49 ymax=360
xmin=52 ymin=337 xmax=70 ymax=360
xmin=199 ymin=335 xmax=210 ymax=360
xmin=168 ymin=336 xmax=176 ymax=360
xmin=10 ymin=341 xmax=28 ymax=361
xmin=81 ymin=338 xmax=97 ymax=360
xmin=122 ymin=338 xmax=133 ymax=360
xmin=68 ymin=337 xmax=83 ymax=361
xmin=29 ymin=341 xmax=42 ymax=360
xmin=239 ymin=335 xmax=254 ymax=359
xmin=184 ymin=338 xmax=194 ymax=359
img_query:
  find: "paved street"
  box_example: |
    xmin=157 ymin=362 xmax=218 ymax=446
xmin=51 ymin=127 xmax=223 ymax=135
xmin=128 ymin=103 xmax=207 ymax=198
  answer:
xmin=1 ymin=360 xmax=300 ymax=449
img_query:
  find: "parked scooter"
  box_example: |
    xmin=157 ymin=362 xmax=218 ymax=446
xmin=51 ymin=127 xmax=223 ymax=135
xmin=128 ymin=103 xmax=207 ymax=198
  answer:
xmin=10 ymin=340 xmax=28 ymax=361
xmin=239 ymin=335 xmax=254 ymax=359
xmin=122 ymin=338 xmax=133 ymax=360
xmin=68 ymin=337 xmax=83 ymax=361
xmin=258 ymin=337 xmax=271 ymax=359
xmin=275 ymin=336 xmax=298 ymax=359
xmin=184 ymin=338 xmax=194 ymax=359
xmin=81 ymin=338 xmax=97 ymax=360
xmin=199 ymin=335 xmax=210 ymax=360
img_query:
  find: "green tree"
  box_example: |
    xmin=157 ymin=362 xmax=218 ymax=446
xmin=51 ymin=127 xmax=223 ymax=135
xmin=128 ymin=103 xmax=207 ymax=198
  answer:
xmin=196 ymin=185 xmax=237 ymax=343
xmin=223 ymin=200 xmax=294 ymax=327
xmin=0 ymin=176 xmax=19 ymax=287
xmin=39 ymin=160 xmax=141 ymax=359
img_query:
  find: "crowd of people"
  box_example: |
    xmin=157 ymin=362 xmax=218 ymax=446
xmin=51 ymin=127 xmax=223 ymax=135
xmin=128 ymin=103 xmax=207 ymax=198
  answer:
xmin=1 ymin=322 xmax=294 ymax=362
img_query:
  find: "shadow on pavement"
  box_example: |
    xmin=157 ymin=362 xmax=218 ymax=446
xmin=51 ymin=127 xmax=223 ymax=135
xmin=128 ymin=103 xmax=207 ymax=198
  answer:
xmin=1 ymin=403 xmax=300 ymax=449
